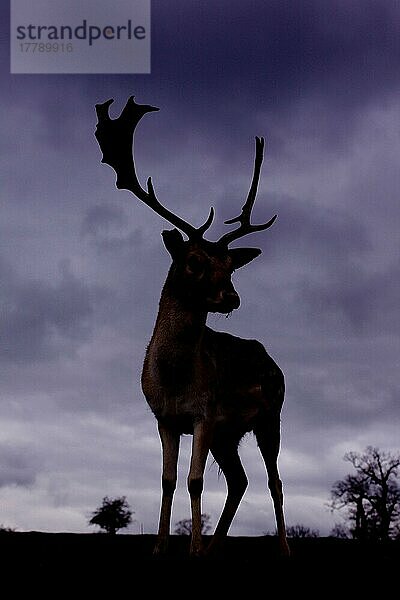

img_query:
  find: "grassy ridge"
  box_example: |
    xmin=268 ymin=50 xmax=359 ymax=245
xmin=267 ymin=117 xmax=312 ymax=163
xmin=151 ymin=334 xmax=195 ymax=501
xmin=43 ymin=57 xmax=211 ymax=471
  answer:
xmin=2 ymin=532 xmax=398 ymax=594
xmin=2 ymin=531 xmax=399 ymax=567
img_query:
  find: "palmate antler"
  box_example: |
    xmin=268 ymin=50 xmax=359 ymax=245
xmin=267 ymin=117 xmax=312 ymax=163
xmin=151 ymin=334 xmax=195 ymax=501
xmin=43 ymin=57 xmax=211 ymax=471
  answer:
xmin=95 ymin=96 xmax=214 ymax=240
xmin=94 ymin=96 xmax=276 ymax=245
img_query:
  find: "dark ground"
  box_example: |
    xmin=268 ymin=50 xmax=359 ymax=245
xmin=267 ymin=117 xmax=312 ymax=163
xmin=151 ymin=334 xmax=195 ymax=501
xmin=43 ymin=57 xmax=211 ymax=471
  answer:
xmin=2 ymin=532 xmax=398 ymax=592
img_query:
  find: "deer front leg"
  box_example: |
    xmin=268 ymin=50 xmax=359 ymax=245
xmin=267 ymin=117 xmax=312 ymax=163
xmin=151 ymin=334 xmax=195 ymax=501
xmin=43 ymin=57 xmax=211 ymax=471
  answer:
xmin=153 ymin=422 xmax=180 ymax=556
xmin=187 ymin=420 xmax=213 ymax=557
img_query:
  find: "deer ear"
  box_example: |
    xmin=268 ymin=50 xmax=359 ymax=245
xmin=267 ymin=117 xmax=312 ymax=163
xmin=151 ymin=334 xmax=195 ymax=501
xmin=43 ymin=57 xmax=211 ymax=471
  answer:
xmin=161 ymin=229 xmax=185 ymax=258
xmin=229 ymin=248 xmax=261 ymax=270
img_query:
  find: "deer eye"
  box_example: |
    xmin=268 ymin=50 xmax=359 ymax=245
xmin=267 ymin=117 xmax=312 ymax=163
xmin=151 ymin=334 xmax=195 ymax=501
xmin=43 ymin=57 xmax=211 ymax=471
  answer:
xmin=186 ymin=254 xmax=205 ymax=278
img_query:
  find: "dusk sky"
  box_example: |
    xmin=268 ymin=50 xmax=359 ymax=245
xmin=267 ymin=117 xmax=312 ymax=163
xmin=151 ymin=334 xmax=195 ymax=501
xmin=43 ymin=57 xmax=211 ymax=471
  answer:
xmin=1 ymin=1 xmax=399 ymax=536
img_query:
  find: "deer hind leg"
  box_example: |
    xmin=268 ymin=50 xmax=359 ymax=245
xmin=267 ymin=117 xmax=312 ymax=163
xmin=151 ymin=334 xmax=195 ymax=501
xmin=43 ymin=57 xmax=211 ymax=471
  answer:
xmin=153 ymin=422 xmax=180 ymax=556
xmin=255 ymin=413 xmax=290 ymax=557
xmin=206 ymin=437 xmax=248 ymax=556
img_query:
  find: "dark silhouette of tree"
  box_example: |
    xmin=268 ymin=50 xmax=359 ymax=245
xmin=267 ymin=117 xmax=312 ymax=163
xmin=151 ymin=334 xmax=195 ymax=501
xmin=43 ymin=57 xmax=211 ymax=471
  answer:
xmin=331 ymin=473 xmax=372 ymax=540
xmin=88 ymin=496 xmax=133 ymax=535
xmin=286 ymin=524 xmax=319 ymax=538
xmin=330 ymin=523 xmax=350 ymax=539
xmin=174 ymin=513 xmax=212 ymax=535
xmin=0 ymin=524 xmax=16 ymax=534
xmin=393 ymin=522 xmax=400 ymax=540
xmin=329 ymin=446 xmax=400 ymax=540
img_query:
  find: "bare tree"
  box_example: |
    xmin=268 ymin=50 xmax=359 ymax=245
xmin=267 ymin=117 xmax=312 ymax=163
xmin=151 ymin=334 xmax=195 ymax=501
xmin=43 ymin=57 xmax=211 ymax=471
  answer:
xmin=330 ymin=447 xmax=400 ymax=540
xmin=330 ymin=523 xmax=350 ymax=539
xmin=88 ymin=496 xmax=133 ymax=535
xmin=331 ymin=473 xmax=372 ymax=540
xmin=286 ymin=524 xmax=319 ymax=538
xmin=174 ymin=514 xmax=212 ymax=536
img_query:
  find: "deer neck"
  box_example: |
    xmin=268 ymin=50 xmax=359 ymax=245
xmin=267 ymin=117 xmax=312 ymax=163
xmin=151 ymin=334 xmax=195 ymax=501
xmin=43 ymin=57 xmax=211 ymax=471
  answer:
xmin=150 ymin=269 xmax=207 ymax=363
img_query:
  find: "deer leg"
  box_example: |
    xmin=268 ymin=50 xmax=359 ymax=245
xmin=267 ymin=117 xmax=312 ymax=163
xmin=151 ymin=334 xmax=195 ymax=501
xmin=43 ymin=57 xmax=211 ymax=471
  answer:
xmin=207 ymin=439 xmax=248 ymax=555
xmin=187 ymin=420 xmax=213 ymax=557
xmin=153 ymin=422 xmax=180 ymax=556
xmin=255 ymin=413 xmax=290 ymax=557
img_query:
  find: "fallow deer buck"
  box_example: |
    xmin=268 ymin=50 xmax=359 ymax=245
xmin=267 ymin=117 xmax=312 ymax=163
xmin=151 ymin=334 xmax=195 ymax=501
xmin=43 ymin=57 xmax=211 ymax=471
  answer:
xmin=95 ymin=96 xmax=290 ymax=558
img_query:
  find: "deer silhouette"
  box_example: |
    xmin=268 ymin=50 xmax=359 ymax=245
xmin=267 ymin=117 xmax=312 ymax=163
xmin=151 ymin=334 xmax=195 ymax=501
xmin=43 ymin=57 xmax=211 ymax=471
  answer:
xmin=95 ymin=96 xmax=290 ymax=558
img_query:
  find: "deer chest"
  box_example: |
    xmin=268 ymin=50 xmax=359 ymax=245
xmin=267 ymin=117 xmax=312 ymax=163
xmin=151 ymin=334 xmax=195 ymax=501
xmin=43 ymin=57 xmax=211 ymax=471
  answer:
xmin=141 ymin=348 xmax=216 ymax=424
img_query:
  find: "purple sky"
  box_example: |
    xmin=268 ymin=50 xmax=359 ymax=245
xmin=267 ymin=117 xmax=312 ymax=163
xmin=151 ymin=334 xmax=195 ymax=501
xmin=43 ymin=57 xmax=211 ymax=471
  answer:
xmin=1 ymin=1 xmax=399 ymax=536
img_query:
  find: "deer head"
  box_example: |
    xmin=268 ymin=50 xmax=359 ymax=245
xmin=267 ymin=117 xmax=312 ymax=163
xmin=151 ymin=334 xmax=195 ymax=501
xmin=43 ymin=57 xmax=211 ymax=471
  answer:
xmin=95 ymin=96 xmax=277 ymax=314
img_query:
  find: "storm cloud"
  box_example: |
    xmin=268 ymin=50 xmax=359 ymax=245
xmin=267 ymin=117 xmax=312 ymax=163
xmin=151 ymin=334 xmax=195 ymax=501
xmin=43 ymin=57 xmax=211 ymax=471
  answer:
xmin=0 ymin=1 xmax=399 ymax=536
xmin=0 ymin=257 xmax=94 ymax=362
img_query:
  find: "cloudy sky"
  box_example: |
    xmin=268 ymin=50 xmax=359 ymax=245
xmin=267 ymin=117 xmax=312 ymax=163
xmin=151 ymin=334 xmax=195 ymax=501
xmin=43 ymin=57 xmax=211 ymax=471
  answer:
xmin=1 ymin=1 xmax=399 ymax=536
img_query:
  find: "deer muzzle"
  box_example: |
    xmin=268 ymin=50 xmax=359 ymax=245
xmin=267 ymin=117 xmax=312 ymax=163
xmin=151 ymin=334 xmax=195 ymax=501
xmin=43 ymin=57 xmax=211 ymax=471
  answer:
xmin=207 ymin=290 xmax=240 ymax=313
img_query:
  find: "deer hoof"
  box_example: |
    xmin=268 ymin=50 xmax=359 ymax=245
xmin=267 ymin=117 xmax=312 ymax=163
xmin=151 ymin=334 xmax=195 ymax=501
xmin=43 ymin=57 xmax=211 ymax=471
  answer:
xmin=189 ymin=543 xmax=205 ymax=558
xmin=279 ymin=541 xmax=291 ymax=558
xmin=153 ymin=539 xmax=169 ymax=557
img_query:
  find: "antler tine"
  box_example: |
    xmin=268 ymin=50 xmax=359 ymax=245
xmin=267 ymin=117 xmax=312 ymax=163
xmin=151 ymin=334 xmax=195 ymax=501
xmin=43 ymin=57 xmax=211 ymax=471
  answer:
xmin=95 ymin=96 xmax=214 ymax=239
xmin=217 ymin=137 xmax=277 ymax=246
